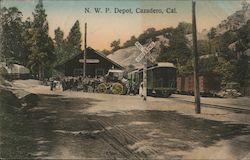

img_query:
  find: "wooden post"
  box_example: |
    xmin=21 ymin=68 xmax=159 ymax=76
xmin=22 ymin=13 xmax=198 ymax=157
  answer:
xmin=192 ymin=1 xmax=201 ymax=114
xmin=0 ymin=0 xmax=3 ymax=61
xmin=143 ymin=60 xmax=147 ymax=101
xmin=83 ymin=23 xmax=87 ymax=77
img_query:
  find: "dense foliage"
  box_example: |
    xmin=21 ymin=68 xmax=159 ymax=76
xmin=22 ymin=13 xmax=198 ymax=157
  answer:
xmin=109 ymin=20 xmax=249 ymax=86
xmin=1 ymin=1 xmax=249 ymax=87
xmin=54 ymin=20 xmax=82 ymax=64
xmin=0 ymin=1 xmax=82 ymax=79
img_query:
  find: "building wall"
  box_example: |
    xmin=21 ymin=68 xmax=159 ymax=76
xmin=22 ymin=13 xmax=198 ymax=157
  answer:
xmin=63 ymin=49 xmax=122 ymax=77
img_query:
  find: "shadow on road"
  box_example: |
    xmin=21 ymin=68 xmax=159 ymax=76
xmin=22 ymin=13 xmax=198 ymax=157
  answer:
xmin=0 ymin=93 xmax=100 ymax=159
xmin=1 ymin=92 xmax=250 ymax=159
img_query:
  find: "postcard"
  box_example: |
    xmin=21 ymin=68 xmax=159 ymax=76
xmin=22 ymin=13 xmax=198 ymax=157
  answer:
xmin=0 ymin=0 xmax=250 ymax=159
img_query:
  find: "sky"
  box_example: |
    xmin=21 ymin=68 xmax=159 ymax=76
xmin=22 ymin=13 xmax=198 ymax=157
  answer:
xmin=2 ymin=0 xmax=243 ymax=50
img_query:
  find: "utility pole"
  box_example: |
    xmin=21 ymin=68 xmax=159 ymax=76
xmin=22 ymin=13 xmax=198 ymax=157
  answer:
xmin=192 ymin=0 xmax=201 ymax=114
xmin=83 ymin=23 xmax=87 ymax=77
xmin=0 ymin=0 xmax=3 ymax=62
xmin=143 ymin=59 xmax=147 ymax=101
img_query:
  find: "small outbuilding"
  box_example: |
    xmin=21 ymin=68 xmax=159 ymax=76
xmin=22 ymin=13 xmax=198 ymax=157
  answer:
xmin=55 ymin=47 xmax=124 ymax=77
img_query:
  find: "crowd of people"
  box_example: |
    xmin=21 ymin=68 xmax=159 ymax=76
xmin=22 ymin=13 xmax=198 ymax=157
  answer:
xmin=47 ymin=75 xmax=139 ymax=95
xmin=48 ymin=76 xmax=103 ymax=92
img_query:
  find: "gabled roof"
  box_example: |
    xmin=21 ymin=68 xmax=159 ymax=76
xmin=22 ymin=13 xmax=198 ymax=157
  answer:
xmin=88 ymin=47 xmax=124 ymax=69
xmin=55 ymin=47 xmax=124 ymax=69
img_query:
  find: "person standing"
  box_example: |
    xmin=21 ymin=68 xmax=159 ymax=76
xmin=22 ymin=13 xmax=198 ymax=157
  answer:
xmin=50 ymin=79 xmax=54 ymax=91
xmin=139 ymin=82 xmax=143 ymax=97
xmin=62 ymin=78 xmax=66 ymax=91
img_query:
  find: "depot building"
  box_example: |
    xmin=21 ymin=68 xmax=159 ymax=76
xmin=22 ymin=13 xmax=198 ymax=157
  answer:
xmin=55 ymin=47 xmax=124 ymax=77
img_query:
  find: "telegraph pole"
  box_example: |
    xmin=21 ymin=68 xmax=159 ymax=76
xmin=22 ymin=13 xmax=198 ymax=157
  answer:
xmin=83 ymin=23 xmax=87 ymax=77
xmin=0 ymin=0 xmax=3 ymax=62
xmin=143 ymin=59 xmax=147 ymax=101
xmin=192 ymin=1 xmax=201 ymax=114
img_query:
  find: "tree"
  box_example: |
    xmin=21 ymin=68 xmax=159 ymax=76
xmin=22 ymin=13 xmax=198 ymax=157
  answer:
xmin=207 ymin=27 xmax=216 ymax=39
xmin=177 ymin=22 xmax=192 ymax=34
xmin=54 ymin=27 xmax=64 ymax=47
xmin=242 ymin=0 xmax=250 ymax=10
xmin=101 ymin=49 xmax=112 ymax=56
xmin=215 ymin=59 xmax=237 ymax=84
xmin=28 ymin=1 xmax=55 ymax=79
xmin=138 ymin=28 xmax=158 ymax=44
xmin=234 ymin=21 xmax=250 ymax=87
xmin=67 ymin=20 xmax=82 ymax=49
xmin=110 ymin=39 xmax=120 ymax=52
xmin=63 ymin=20 xmax=82 ymax=60
xmin=199 ymin=57 xmax=218 ymax=73
xmin=162 ymin=27 xmax=175 ymax=39
xmin=22 ymin=18 xmax=33 ymax=66
xmin=197 ymin=40 xmax=210 ymax=56
xmin=54 ymin=27 xmax=66 ymax=63
xmin=178 ymin=59 xmax=193 ymax=75
xmin=207 ymin=27 xmax=217 ymax=54
xmin=237 ymin=20 xmax=250 ymax=49
xmin=236 ymin=55 xmax=250 ymax=87
xmin=157 ymin=22 xmax=192 ymax=75
xmin=0 ymin=7 xmax=25 ymax=64
xmin=123 ymin=35 xmax=137 ymax=48
xmin=166 ymin=25 xmax=192 ymax=65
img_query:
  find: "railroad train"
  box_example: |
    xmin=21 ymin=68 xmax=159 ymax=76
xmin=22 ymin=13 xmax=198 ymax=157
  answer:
xmin=128 ymin=62 xmax=222 ymax=97
xmin=128 ymin=62 xmax=177 ymax=97
xmin=176 ymin=73 xmax=221 ymax=96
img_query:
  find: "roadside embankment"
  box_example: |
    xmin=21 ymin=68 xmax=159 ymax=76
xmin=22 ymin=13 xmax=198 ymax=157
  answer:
xmin=0 ymin=82 xmax=39 ymax=158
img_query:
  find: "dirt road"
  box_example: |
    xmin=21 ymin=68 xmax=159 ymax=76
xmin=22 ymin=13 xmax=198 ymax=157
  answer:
xmin=1 ymin=81 xmax=250 ymax=159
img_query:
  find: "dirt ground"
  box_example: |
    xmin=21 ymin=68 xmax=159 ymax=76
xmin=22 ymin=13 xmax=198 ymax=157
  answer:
xmin=1 ymin=80 xmax=250 ymax=159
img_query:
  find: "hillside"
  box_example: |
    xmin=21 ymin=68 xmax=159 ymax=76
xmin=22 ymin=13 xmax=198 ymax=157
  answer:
xmin=108 ymin=31 xmax=208 ymax=69
xmin=108 ymin=4 xmax=250 ymax=69
xmin=215 ymin=6 xmax=250 ymax=35
xmin=107 ymin=36 xmax=167 ymax=69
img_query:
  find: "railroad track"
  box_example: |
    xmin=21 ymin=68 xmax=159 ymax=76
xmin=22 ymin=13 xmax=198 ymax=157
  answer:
xmin=98 ymin=118 xmax=158 ymax=156
xmin=86 ymin=116 xmax=148 ymax=159
xmin=172 ymin=98 xmax=250 ymax=114
xmin=96 ymin=118 xmax=142 ymax=160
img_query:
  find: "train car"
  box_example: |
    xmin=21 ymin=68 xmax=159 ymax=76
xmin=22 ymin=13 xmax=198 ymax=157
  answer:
xmin=176 ymin=73 xmax=221 ymax=96
xmin=128 ymin=62 xmax=177 ymax=97
xmin=176 ymin=76 xmax=185 ymax=94
xmin=184 ymin=76 xmax=194 ymax=94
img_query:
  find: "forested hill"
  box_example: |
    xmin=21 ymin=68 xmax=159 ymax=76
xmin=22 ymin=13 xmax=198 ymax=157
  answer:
xmin=215 ymin=2 xmax=250 ymax=35
xmin=108 ymin=3 xmax=250 ymax=87
xmin=0 ymin=1 xmax=249 ymax=86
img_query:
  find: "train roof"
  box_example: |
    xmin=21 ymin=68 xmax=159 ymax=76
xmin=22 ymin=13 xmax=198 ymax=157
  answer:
xmin=108 ymin=69 xmax=124 ymax=73
xmin=128 ymin=62 xmax=176 ymax=73
xmin=150 ymin=62 xmax=176 ymax=69
xmin=147 ymin=63 xmax=176 ymax=71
